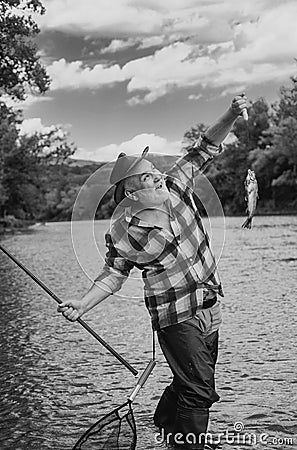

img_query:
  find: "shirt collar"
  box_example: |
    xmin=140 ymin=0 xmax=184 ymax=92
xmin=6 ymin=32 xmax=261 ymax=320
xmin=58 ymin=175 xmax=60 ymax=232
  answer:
xmin=124 ymin=196 xmax=175 ymax=228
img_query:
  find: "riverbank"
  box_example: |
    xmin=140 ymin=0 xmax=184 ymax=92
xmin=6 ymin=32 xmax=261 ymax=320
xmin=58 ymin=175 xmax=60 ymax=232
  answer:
xmin=228 ymin=209 xmax=297 ymax=217
xmin=0 ymin=216 xmax=37 ymax=236
xmin=1 ymin=208 xmax=296 ymax=237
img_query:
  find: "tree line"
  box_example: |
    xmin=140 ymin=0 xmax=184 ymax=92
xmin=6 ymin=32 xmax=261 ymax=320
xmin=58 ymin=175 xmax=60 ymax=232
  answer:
xmin=184 ymin=87 xmax=297 ymax=215
xmin=0 ymin=0 xmax=77 ymax=230
xmin=0 ymin=0 xmax=296 ymax=233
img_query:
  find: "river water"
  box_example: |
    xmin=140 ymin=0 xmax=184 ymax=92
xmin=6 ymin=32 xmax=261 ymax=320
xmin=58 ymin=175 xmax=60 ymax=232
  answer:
xmin=0 ymin=216 xmax=296 ymax=450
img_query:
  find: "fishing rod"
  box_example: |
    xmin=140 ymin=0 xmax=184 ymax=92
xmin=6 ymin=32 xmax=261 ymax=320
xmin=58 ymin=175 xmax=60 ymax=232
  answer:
xmin=0 ymin=244 xmax=138 ymax=376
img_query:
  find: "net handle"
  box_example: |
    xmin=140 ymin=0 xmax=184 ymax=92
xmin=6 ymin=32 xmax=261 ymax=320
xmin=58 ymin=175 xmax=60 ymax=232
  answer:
xmin=0 ymin=244 xmax=138 ymax=376
xmin=128 ymin=359 xmax=156 ymax=402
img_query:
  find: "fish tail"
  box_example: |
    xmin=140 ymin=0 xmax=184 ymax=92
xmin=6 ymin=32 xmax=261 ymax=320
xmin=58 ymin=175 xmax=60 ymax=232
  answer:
xmin=241 ymin=216 xmax=253 ymax=229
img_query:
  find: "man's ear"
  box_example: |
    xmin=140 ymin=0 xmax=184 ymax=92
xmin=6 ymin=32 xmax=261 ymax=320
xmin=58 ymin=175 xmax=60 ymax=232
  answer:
xmin=125 ymin=189 xmax=138 ymax=201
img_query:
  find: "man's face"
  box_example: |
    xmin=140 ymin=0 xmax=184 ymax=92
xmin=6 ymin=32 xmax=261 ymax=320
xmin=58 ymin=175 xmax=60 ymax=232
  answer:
xmin=125 ymin=159 xmax=169 ymax=207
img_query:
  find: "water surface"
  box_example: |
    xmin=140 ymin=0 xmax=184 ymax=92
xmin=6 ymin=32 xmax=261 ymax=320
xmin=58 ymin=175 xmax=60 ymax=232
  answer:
xmin=0 ymin=216 xmax=296 ymax=449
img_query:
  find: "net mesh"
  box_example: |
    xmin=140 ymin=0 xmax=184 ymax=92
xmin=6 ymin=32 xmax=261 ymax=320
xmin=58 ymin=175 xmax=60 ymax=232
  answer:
xmin=72 ymin=400 xmax=137 ymax=450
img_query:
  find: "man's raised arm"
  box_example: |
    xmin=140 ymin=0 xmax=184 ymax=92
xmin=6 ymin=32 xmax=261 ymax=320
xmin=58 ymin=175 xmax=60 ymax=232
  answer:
xmin=204 ymin=94 xmax=247 ymax=146
xmin=166 ymin=94 xmax=248 ymax=186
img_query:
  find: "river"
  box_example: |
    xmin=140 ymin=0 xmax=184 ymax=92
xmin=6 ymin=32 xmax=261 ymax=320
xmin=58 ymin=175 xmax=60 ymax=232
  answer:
xmin=0 ymin=216 xmax=296 ymax=449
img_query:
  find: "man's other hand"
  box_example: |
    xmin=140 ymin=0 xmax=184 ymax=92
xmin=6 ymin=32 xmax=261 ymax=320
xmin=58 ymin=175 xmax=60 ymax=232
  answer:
xmin=57 ymin=300 xmax=83 ymax=321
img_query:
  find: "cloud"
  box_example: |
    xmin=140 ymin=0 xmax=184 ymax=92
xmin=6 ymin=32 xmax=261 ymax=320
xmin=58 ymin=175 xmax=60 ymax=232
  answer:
xmin=101 ymin=38 xmax=137 ymax=54
xmin=138 ymin=36 xmax=165 ymax=49
xmin=124 ymin=42 xmax=203 ymax=103
xmin=189 ymin=94 xmax=203 ymax=101
xmin=47 ymin=58 xmax=128 ymax=90
xmin=19 ymin=118 xmax=57 ymax=136
xmin=100 ymin=35 xmax=165 ymax=54
xmin=74 ymin=133 xmax=182 ymax=162
xmin=122 ymin=2 xmax=297 ymax=103
xmin=40 ymin=0 xmax=163 ymax=36
xmin=19 ymin=118 xmax=71 ymax=138
xmin=3 ymin=94 xmax=53 ymax=110
xmin=39 ymin=0 xmax=258 ymax=41
xmin=40 ymin=1 xmax=297 ymax=102
xmin=231 ymin=3 xmax=297 ymax=65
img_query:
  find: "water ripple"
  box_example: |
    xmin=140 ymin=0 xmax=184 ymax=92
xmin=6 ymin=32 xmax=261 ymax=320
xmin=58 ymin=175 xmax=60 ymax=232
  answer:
xmin=0 ymin=217 xmax=296 ymax=449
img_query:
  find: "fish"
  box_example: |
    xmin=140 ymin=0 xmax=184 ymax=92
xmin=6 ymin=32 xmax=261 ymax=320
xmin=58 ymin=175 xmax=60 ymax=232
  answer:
xmin=241 ymin=169 xmax=258 ymax=229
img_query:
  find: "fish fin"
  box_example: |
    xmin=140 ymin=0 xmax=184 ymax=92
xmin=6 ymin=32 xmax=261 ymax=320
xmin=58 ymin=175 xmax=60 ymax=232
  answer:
xmin=241 ymin=217 xmax=253 ymax=229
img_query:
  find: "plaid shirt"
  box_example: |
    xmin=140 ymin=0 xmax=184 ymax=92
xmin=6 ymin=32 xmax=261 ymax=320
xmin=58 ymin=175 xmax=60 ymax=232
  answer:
xmin=94 ymin=135 xmax=224 ymax=331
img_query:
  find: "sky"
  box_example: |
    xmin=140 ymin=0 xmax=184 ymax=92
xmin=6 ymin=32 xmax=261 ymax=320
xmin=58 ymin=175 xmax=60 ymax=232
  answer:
xmin=16 ymin=0 xmax=297 ymax=162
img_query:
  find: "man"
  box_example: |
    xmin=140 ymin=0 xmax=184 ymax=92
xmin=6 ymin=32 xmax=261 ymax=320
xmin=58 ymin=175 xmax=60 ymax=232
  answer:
xmin=58 ymin=95 xmax=247 ymax=449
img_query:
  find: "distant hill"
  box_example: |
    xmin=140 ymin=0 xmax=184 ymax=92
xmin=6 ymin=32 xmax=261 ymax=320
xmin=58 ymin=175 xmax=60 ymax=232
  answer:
xmin=67 ymin=157 xmax=102 ymax=167
xmin=66 ymin=154 xmax=182 ymax=220
xmin=67 ymin=153 xmax=179 ymax=170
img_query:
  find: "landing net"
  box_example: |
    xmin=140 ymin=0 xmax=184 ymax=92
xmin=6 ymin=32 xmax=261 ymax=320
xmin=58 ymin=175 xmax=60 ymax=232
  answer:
xmin=72 ymin=400 xmax=137 ymax=450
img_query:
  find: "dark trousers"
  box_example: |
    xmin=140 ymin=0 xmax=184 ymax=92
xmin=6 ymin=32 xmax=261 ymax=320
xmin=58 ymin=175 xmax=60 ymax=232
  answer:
xmin=154 ymin=319 xmax=219 ymax=449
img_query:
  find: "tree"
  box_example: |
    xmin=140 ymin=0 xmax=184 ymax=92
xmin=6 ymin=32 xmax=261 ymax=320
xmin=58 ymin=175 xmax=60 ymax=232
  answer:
xmin=273 ymin=72 xmax=297 ymax=122
xmin=182 ymin=123 xmax=208 ymax=152
xmin=181 ymin=98 xmax=272 ymax=214
xmin=233 ymin=98 xmax=271 ymax=150
xmin=272 ymin=117 xmax=297 ymax=175
xmin=264 ymin=75 xmax=297 ymax=208
xmin=28 ymin=126 xmax=76 ymax=164
xmin=0 ymin=0 xmax=50 ymax=100
xmin=0 ymin=101 xmax=76 ymax=220
xmin=272 ymin=74 xmax=297 ymax=172
xmin=0 ymin=102 xmax=22 ymax=215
